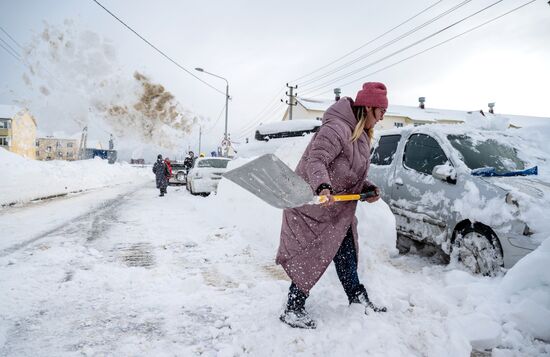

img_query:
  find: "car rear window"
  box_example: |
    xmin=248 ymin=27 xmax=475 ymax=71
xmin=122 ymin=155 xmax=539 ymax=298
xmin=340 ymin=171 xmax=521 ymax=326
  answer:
xmin=197 ymin=159 xmax=230 ymax=168
xmin=371 ymin=135 xmax=401 ymax=165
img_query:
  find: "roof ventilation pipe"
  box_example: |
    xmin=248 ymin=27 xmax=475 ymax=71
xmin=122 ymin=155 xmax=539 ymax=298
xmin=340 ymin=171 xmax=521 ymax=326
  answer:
xmin=418 ymin=97 xmax=426 ymax=109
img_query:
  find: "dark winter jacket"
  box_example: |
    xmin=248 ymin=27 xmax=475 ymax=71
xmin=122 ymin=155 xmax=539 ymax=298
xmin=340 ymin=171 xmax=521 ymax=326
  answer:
xmin=153 ymin=159 xmax=170 ymax=189
xmin=183 ymin=156 xmax=195 ymax=171
xmin=276 ymin=98 xmax=374 ymax=294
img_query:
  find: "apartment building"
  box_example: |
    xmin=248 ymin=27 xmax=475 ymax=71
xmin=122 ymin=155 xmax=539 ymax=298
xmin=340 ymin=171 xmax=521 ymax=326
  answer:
xmin=36 ymin=137 xmax=79 ymax=161
xmin=0 ymin=105 xmax=37 ymax=159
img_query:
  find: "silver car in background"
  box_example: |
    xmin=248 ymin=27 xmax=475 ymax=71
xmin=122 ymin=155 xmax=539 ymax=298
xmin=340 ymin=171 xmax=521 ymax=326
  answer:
xmin=168 ymin=162 xmax=189 ymax=185
xmin=368 ymin=125 xmax=547 ymax=275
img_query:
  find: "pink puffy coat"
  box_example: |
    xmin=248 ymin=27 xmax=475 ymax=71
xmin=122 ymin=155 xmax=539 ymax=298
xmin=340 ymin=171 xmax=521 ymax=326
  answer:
xmin=276 ymin=98 xmax=373 ymax=293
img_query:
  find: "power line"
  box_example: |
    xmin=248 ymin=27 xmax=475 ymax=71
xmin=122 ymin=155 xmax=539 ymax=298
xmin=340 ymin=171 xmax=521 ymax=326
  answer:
xmin=300 ymin=0 xmax=505 ymax=96
xmin=203 ymin=102 xmax=226 ymax=134
xmin=0 ymin=26 xmax=24 ymax=49
xmin=229 ymin=89 xmax=285 ymax=135
xmin=91 ymin=0 xmax=225 ymax=96
xmin=240 ymin=1 xmax=450 ymax=138
xmin=307 ymin=0 xmax=537 ymax=98
xmin=297 ymin=0 xmax=473 ymax=90
xmin=234 ymin=103 xmax=286 ymax=140
xmin=290 ymin=0 xmax=446 ymax=85
xmin=0 ymin=36 xmax=21 ymax=59
xmin=0 ymin=41 xmax=23 ymax=64
xmin=237 ymin=101 xmax=285 ymax=133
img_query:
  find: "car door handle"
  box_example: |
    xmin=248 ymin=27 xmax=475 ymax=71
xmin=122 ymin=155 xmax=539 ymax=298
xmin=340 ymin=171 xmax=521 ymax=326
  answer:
xmin=395 ymin=181 xmax=404 ymax=186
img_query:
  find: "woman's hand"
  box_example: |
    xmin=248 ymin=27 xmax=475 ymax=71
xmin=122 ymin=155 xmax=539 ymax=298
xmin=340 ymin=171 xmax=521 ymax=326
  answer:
xmin=361 ymin=185 xmax=380 ymax=203
xmin=319 ymin=188 xmax=335 ymax=207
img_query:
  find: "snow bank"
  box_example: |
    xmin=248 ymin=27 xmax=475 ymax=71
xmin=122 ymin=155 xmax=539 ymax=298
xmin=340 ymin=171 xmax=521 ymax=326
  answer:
xmin=0 ymin=148 xmax=151 ymax=206
xmin=499 ymin=238 xmax=550 ymax=341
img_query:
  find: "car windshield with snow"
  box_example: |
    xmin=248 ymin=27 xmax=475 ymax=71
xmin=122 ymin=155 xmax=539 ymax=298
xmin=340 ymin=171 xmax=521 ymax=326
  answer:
xmin=369 ymin=124 xmax=548 ymax=275
xmin=447 ymin=134 xmax=527 ymax=174
xmin=186 ymin=157 xmax=232 ymax=196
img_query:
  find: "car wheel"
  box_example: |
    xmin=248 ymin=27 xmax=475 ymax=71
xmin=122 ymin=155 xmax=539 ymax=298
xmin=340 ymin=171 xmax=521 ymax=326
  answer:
xmin=451 ymin=224 xmax=504 ymax=276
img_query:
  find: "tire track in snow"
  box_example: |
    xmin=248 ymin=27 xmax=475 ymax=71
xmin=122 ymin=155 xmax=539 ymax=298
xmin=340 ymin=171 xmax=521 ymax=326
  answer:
xmin=0 ymin=184 xmax=146 ymax=258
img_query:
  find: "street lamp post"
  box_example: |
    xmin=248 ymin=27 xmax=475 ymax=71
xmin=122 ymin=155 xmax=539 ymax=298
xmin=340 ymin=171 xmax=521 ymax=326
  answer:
xmin=195 ymin=67 xmax=229 ymax=156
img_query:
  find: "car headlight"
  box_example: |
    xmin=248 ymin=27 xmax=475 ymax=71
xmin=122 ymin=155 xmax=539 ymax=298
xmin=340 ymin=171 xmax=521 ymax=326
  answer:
xmin=505 ymin=192 xmax=519 ymax=207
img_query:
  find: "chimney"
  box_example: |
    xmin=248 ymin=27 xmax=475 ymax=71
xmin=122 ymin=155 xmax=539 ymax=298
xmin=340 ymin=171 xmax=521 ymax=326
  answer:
xmin=488 ymin=102 xmax=495 ymax=114
xmin=334 ymin=88 xmax=341 ymax=101
xmin=418 ymin=97 xmax=426 ymax=109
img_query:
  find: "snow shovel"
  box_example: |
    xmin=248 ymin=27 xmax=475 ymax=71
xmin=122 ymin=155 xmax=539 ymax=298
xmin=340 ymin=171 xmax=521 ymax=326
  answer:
xmin=223 ymin=154 xmax=376 ymax=209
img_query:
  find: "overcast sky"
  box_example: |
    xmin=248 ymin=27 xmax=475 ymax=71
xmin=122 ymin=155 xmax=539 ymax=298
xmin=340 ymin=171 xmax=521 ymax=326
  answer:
xmin=1 ymin=0 xmax=549 ymax=158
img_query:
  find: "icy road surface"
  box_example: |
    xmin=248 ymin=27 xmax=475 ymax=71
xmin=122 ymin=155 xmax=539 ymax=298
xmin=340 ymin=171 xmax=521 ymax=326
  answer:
xmin=0 ymin=183 xmax=548 ymax=356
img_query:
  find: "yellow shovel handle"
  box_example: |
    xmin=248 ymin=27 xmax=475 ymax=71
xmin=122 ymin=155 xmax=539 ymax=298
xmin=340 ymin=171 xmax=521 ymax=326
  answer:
xmin=317 ymin=194 xmax=362 ymax=204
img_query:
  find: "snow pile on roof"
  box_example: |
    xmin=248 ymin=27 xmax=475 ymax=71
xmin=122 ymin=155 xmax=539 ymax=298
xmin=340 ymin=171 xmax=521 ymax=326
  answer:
xmin=236 ymin=134 xmax=314 ymax=159
xmin=256 ymin=119 xmax=321 ymax=135
xmin=387 ymin=104 xmax=468 ymax=122
xmin=295 ymin=98 xmax=549 ymax=128
xmin=462 ymin=111 xmax=510 ymax=130
xmin=0 ymin=104 xmax=23 ymax=119
xmin=0 ymin=148 xmax=150 ymax=206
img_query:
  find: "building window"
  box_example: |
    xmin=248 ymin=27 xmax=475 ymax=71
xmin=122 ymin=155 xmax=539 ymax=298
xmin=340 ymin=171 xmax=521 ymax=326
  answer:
xmin=394 ymin=122 xmax=404 ymax=128
xmin=58 ymin=151 xmax=63 ymax=158
xmin=46 ymin=156 xmax=52 ymax=160
xmin=67 ymin=152 xmax=73 ymax=158
xmin=46 ymin=146 xmax=52 ymax=152
xmin=413 ymin=123 xmax=425 ymax=127
xmin=36 ymin=150 xmax=40 ymax=157
xmin=67 ymin=142 xmax=73 ymax=148
xmin=0 ymin=119 xmax=10 ymax=129
xmin=0 ymin=137 xmax=8 ymax=146
xmin=56 ymin=141 xmax=61 ymax=148
xmin=36 ymin=139 xmax=40 ymax=147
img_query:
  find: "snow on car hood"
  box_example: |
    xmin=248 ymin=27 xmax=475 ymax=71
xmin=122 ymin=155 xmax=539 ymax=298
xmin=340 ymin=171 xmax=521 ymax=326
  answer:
xmin=479 ymin=176 xmax=550 ymax=200
xmin=480 ymin=176 xmax=550 ymax=243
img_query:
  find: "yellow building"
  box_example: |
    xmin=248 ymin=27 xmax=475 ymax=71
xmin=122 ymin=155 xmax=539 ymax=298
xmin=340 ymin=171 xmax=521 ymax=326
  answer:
xmin=0 ymin=105 xmax=37 ymax=159
xmin=36 ymin=137 xmax=79 ymax=161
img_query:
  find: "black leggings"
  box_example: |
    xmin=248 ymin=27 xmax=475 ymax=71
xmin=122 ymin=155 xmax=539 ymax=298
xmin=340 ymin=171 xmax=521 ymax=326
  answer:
xmin=287 ymin=227 xmax=361 ymax=309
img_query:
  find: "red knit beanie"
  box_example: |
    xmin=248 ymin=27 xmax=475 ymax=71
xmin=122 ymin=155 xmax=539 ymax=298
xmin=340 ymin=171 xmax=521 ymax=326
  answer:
xmin=354 ymin=82 xmax=388 ymax=109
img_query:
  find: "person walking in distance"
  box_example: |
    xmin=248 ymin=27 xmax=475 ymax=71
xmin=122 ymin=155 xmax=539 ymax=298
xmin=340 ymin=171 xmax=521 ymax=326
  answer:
xmin=277 ymin=82 xmax=389 ymax=329
xmin=153 ymin=154 xmax=170 ymax=197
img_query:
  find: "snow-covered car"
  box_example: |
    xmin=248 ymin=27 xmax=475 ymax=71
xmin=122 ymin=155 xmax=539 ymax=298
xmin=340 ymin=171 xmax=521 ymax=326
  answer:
xmin=186 ymin=157 xmax=232 ymax=196
xmin=168 ymin=162 xmax=188 ymax=185
xmin=368 ymin=124 xmax=548 ymax=275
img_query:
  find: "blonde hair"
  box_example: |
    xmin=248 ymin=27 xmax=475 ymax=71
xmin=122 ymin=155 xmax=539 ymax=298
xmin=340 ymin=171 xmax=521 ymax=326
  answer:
xmin=351 ymin=106 xmax=374 ymax=143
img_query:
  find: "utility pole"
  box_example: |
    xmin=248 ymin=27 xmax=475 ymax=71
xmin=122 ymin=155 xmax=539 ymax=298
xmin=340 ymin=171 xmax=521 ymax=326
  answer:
xmin=78 ymin=126 xmax=88 ymax=160
xmin=198 ymin=125 xmax=202 ymax=155
xmin=283 ymin=83 xmax=298 ymax=120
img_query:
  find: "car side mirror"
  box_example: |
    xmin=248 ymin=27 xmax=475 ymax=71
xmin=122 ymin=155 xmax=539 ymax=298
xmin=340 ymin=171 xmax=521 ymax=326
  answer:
xmin=432 ymin=164 xmax=457 ymax=184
